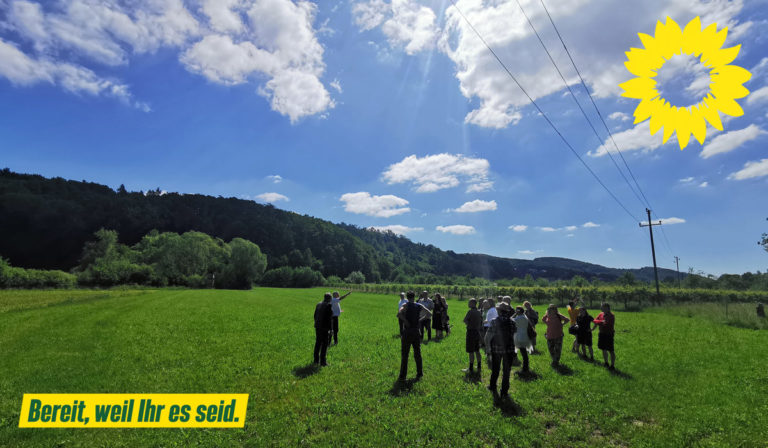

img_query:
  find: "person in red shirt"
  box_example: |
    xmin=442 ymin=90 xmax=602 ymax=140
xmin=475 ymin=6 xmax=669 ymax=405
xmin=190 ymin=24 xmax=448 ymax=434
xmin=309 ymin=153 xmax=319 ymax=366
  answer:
xmin=592 ymin=302 xmax=616 ymax=370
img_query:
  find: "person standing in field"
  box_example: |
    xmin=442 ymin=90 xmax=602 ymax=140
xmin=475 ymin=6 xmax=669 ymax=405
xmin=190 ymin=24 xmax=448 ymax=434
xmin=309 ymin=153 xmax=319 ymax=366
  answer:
xmin=398 ymin=291 xmax=432 ymax=381
xmin=418 ymin=291 xmax=434 ymax=342
xmin=314 ymin=293 xmax=333 ymax=366
xmin=542 ymin=304 xmax=569 ymax=367
xmin=329 ymin=291 xmax=351 ymax=345
xmin=576 ymin=307 xmax=595 ymax=361
xmin=398 ymin=292 xmax=408 ymax=335
xmin=484 ymin=303 xmax=516 ymax=397
xmin=483 ymin=299 xmax=498 ymax=367
xmin=523 ymin=301 xmax=539 ymax=353
xmin=462 ymin=298 xmax=483 ymax=373
xmin=567 ymin=299 xmax=581 ymax=353
xmin=439 ymin=295 xmax=451 ymax=335
xmin=592 ymin=302 xmax=616 ymax=370
xmin=432 ymin=293 xmax=446 ymax=339
xmin=512 ymin=306 xmax=533 ymax=373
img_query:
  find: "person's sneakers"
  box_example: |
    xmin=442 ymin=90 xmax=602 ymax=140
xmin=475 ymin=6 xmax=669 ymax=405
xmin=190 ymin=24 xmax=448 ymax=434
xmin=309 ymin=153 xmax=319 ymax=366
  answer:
xmin=461 ymin=367 xmax=474 ymax=373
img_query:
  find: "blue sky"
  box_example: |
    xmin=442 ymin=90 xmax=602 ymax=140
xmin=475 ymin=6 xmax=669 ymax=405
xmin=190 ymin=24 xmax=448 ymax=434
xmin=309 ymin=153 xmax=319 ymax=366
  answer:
xmin=1 ymin=0 xmax=766 ymax=276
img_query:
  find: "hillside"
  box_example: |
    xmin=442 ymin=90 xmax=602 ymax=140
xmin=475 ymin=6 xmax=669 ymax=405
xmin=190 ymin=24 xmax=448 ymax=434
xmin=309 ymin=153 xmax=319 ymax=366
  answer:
xmin=0 ymin=169 xmax=679 ymax=283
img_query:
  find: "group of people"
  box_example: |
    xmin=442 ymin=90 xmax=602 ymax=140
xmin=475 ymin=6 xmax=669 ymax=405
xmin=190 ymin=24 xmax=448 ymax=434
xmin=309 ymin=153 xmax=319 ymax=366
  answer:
xmin=312 ymin=290 xmax=617 ymax=400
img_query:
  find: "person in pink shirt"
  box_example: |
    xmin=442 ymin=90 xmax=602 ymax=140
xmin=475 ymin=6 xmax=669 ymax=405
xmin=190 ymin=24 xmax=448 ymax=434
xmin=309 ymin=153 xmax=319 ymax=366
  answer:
xmin=592 ymin=302 xmax=616 ymax=370
xmin=541 ymin=304 xmax=570 ymax=367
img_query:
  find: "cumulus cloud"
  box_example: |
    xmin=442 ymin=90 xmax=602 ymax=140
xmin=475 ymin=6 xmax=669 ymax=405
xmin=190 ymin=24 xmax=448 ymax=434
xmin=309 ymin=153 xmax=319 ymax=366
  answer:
xmin=353 ymin=0 xmax=438 ymax=55
xmin=699 ymin=181 xmax=708 ymax=188
xmin=589 ymin=121 xmax=667 ymax=157
xmin=355 ymin=0 xmax=748 ymax=130
xmin=539 ymin=227 xmax=557 ymax=232
xmin=382 ymin=153 xmax=491 ymax=193
xmin=340 ymin=192 xmax=410 ymax=217
xmin=466 ymin=181 xmax=493 ymax=193
xmin=746 ymin=86 xmax=768 ymax=107
xmin=255 ymin=192 xmax=289 ymax=202
xmin=727 ymin=158 xmax=768 ymax=180
xmin=451 ymin=199 xmax=497 ymax=213
xmin=582 ymin=221 xmax=600 ymax=228
xmin=436 ymin=225 xmax=476 ymax=235
xmin=606 ymin=247 xmax=613 ymax=252
xmin=518 ymin=249 xmax=541 ymax=255
xmin=509 ymin=225 xmax=527 ymax=232
xmin=369 ymin=224 xmax=423 ymax=235
xmin=564 ymin=225 xmax=578 ymax=231
xmin=700 ymin=124 xmax=765 ymax=159
xmin=608 ymin=111 xmax=630 ymax=122
xmin=266 ymin=174 xmax=283 ymax=183
xmin=679 ymin=177 xmax=695 ymax=183
xmin=0 ymin=0 xmax=335 ymax=120
xmin=659 ymin=217 xmax=686 ymax=225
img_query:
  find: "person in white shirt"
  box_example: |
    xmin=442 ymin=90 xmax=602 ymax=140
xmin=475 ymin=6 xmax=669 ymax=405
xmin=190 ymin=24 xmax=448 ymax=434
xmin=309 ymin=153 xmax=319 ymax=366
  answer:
xmin=397 ymin=292 xmax=408 ymax=335
xmin=329 ymin=291 xmax=351 ymax=345
xmin=482 ymin=298 xmax=498 ymax=368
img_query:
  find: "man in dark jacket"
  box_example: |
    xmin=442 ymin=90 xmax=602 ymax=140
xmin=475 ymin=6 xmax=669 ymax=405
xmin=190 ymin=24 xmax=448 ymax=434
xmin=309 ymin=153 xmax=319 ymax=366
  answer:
xmin=314 ymin=293 xmax=333 ymax=366
xmin=484 ymin=303 xmax=517 ymax=397
xmin=397 ymin=291 xmax=432 ymax=381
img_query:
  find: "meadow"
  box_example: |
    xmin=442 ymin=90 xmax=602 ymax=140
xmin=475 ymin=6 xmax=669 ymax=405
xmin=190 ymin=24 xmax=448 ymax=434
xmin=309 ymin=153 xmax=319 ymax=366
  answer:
xmin=0 ymin=288 xmax=766 ymax=447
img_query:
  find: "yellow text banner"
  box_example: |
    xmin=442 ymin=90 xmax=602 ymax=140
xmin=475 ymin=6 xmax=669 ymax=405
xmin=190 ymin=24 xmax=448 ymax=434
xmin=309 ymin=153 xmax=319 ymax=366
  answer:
xmin=19 ymin=394 xmax=248 ymax=428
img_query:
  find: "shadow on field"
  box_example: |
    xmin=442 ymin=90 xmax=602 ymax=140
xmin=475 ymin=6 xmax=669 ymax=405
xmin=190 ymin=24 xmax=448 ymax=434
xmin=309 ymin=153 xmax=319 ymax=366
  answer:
xmin=608 ymin=368 xmax=633 ymax=380
xmin=462 ymin=370 xmax=482 ymax=384
xmin=388 ymin=378 xmax=421 ymax=396
xmin=491 ymin=392 xmax=524 ymax=417
xmin=292 ymin=363 xmax=321 ymax=379
xmin=514 ymin=370 xmax=540 ymax=382
xmin=552 ymin=363 xmax=574 ymax=376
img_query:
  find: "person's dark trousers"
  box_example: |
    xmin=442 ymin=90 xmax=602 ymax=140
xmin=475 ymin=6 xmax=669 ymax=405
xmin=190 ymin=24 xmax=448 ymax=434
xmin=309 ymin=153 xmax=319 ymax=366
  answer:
xmin=519 ymin=349 xmax=529 ymax=372
xmin=398 ymin=319 xmax=404 ymax=336
xmin=328 ymin=316 xmax=339 ymax=344
xmin=489 ymin=352 xmax=512 ymax=395
xmin=420 ymin=319 xmax=432 ymax=341
xmin=314 ymin=328 xmax=330 ymax=365
xmin=399 ymin=332 xmax=423 ymax=379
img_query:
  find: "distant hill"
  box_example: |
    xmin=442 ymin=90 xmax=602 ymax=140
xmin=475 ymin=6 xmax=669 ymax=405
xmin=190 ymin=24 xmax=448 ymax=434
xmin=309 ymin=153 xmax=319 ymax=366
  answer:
xmin=0 ymin=169 xmax=680 ymax=283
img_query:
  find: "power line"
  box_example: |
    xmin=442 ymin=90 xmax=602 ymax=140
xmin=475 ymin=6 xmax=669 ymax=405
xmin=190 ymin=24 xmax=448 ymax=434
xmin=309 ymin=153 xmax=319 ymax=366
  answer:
xmin=537 ymin=0 xmax=678 ymax=259
xmin=513 ymin=0 xmax=647 ymax=210
xmin=448 ymin=0 xmax=640 ymax=223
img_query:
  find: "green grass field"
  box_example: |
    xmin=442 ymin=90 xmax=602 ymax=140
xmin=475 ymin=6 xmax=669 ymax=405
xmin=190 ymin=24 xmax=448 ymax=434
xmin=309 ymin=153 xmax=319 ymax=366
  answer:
xmin=1 ymin=288 xmax=766 ymax=447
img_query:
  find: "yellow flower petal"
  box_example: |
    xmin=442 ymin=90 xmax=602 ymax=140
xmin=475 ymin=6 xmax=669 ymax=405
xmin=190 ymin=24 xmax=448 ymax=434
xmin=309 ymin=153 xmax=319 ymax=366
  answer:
xmin=710 ymin=78 xmax=749 ymax=100
xmin=711 ymin=65 xmax=751 ymax=84
xmin=674 ymin=107 xmax=692 ymax=149
xmin=620 ymin=77 xmax=657 ymax=99
xmin=703 ymin=45 xmax=740 ymax=67
xmin=700 ymin=96 xmax=724 ymax=131
xmin=681 ymin=16 xmax=703 ymax=56
xmin=710 ymin=95 xmax=744 ymax=117
xmin=688 ymin=106 xmax=707 ymax=145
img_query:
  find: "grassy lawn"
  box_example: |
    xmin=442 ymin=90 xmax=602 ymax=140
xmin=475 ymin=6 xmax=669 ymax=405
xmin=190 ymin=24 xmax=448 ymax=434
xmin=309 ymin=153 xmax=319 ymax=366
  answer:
xmin=0 ymin=288 xmax=766 ymax=447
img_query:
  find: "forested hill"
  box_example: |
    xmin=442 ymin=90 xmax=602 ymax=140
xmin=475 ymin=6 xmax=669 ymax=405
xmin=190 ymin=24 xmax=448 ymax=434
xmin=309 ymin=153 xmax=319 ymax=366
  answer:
xmin=0 ymin=169 xmax=679 ymax=283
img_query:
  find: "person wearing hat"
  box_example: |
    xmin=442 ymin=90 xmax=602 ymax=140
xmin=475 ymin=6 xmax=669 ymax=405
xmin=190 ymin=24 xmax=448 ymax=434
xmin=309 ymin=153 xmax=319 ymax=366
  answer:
xmin=313 ymin=293 xmax=333 ymax=366
xmin=484 ymin=302 xmax=517 ymax=397
xmin=398 ymin=291 xmax=432 ymax=381
xmin=418 ymin=291 xmax=435 ymax=342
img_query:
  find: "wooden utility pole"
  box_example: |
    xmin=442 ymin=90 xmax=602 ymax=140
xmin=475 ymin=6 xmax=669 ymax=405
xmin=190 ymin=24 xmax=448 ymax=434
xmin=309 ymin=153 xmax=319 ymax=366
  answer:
xmin=639 ymin=208 xmax=662 ymax=300
xmin=674 ymin=256 xmax=681 ymax=289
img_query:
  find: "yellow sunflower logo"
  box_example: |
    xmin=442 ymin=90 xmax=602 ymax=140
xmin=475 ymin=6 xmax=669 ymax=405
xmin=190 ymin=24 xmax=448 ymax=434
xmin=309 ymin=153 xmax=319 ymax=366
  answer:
xmin=619 ymin=16 xmax=751 ymax=149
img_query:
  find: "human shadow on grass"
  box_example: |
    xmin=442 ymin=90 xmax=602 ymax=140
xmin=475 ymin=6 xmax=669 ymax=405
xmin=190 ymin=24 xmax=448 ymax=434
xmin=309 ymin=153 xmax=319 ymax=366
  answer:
xmin=462 ymin=370 xmax=482 ymax=384
xmin=514 ymin=370 xmax=540 ymax=382
xmin=388 ymin=377 xmax=421 ymax=397
xmin=491 ymin=391 xmax=524 ymax=417
xmin=608 ymin=367 xmax=633 ymax=380
xmin=551 ymin=363 xmax=574 ymax=376
xmin=292 ymin=363 xmax=321 ymax=379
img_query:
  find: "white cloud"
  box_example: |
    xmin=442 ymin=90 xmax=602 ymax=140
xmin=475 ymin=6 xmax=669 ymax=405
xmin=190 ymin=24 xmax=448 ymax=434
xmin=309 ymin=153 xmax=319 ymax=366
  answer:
xmin=589 ymin=121 xmax=667 ymax=157
xmin=679 ymin=177 xmax=695 ymax=183
xmin=746 ymin=86 xmax=768 ymax=107
xmin=0 ymin=38 xmax=149 ymax=110
xmin=466 ymin=181 xmax=493 ymax=193
xmin=517 ymin=249 xmax=541 ymax=255
xmin=353 ymin=0 xmax=438 ymax=55
xmin=606 ymin=248 xmax=613 ymax=252
xmin=354 ymin=0 xmax=748 ymax=130
xmin=564 ymin=225 xmax=578 ymax=231
xmin=436 ymin=225 xmax=476 ymax=235
xmin=539 ymin=226 xmax=557 ymax=232
xmin=382 ymin=153 xmax=491 ymax=193
xmin=369 ymin=224 xmax=423 ymax=235
xmin=340 ymin=192 xmax=410 ymax=217
xmin=266 ymin=174 xmax=282 ymax=183
xmin=509 ymin=225 xmax=527 ymax=232
xmin=566 ymin=233 xmax=575 ymax=237
xmin=0 ymin=0 xmax=334 ymax=120
xmin=330 ymin=78 xmax=342 ymax=93
xmin=608 ymin=111 xmax=630 ymax=122
xmin=582 ymin=221 xmax=600 ymax=228
xmin=700 ymin=124 xmax=765 ymax=159
xmin=255 ymin=192 xmax=289 ymax=202
xmin=451 ymin=199 xmax=497 ymax=213
xmin=699 ymin=181 xmax=708 ymax=188
xmin=727 ymin=158 xmax=768 ymax=180
xmin=659 ymin=217 xmax=686 ymax=225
